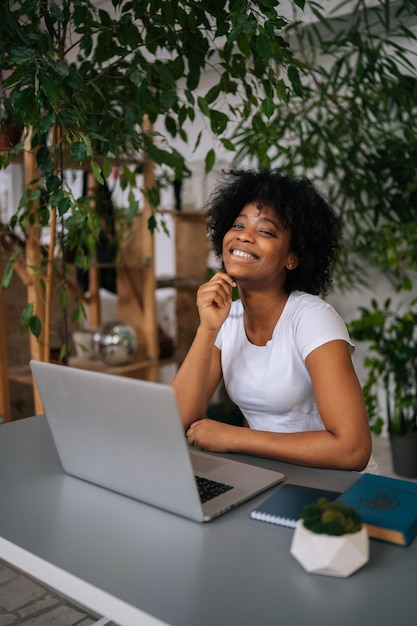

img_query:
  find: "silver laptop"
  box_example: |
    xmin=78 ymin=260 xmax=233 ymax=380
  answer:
xmin=30 ymin=360 xmax=284 ymax=522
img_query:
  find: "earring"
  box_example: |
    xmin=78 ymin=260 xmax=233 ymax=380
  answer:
xmin=287 ymin=256 xmax=297 ymax=270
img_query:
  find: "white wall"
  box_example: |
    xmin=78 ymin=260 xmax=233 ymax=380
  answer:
xmin=0 ymin=164 xmax=24 ymax=225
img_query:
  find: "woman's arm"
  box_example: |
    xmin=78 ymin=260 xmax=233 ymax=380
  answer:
xmin=171 ymin=329 xmax=222 ymax=429
xmin=185 ymin=340 xmax=372 ymax=471
xmin=171 ymin=271 xmax=236 ymax=429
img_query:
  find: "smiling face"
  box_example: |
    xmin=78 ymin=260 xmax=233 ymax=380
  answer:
xmin=222 ymin=202 xmax=298 ymax=289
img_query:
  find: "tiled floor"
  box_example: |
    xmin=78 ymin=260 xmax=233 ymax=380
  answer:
xmin=0 ymin=560 xmax=115 ymax=625
xmin=0 ymin=434 xmax=413 ymax=625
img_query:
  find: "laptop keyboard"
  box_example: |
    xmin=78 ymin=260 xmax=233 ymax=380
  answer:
xmin=195 ymin=475 xmax=233 ymax=503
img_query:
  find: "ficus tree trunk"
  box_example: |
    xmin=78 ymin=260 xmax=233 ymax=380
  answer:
xmin=24 ymin=128 xmax=45 ymax=414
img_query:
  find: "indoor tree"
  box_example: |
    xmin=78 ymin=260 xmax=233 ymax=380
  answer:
xmin=0 ymin=0 xmax=306 ymax=366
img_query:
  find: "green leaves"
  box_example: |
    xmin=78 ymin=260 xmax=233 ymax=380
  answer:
xmin=287 ymin=66 xmax=303 ymax=97
xmin=256 ymin=33 xmax=272 ymax=59
xmin=261 ymin=97 xmax=275 ymax=119
xmin=0 ymin=0 xmax=309 ymax=343
xmin=302 ymin=498 xmax=363 ymax=536
xmin=70 ymin=142 xmax=87 ymax=163
xmin=210 ymin=110 xmax=228 ymax=135
xmin=91 ymin=160 xmax=104 ymax=185
xmin=0 ymin=0 xmax=301 ymax=186
xmin=21 ymin=304 xmax=41 ymax=338
xmin=205 ymin=149 xmax=215 ymax=174
xmin=232 ymin=0 xmax=417 ymax=293
xmin=1 ymin=250 xmax=20 ymax=289
xmin=348 ymin=298 xmax=417 ymax=435
xmin=5 ymin=46 xmax=33 ymax=65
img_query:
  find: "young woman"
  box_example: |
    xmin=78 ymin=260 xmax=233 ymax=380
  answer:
xmin=171 ymin=169 xmax=376 ymax=472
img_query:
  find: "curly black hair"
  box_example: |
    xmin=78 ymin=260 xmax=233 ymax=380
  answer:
xmin=204 ymin=169 xmax=341 ymax=296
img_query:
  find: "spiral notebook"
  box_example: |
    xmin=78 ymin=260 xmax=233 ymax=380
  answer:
xmin=250 ymin=483 xmax=341 ymax=528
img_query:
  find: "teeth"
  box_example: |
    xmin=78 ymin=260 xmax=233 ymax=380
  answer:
xmin=232 ymin=249 xmax=256 ymax=260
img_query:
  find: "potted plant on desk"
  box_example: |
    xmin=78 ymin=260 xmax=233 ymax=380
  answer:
xmin=347 ymin=298 xmax=417 ymax=478
xmin=290 ymin=498 xmax=369 ymax=577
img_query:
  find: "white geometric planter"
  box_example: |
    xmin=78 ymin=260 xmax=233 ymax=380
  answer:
xmin=290 ymin=520 xmax=369 ymax=577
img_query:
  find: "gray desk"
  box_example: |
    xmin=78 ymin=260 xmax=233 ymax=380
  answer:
xmin=1 ymin=416 xmax=416 ymax=626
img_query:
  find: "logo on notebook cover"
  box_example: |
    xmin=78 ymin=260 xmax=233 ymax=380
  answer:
xmin=360 ymin=492 xmax=400 ymax=511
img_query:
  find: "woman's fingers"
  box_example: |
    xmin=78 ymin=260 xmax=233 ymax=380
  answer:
xmin=197 ymin=272 xmax=236 ymax=309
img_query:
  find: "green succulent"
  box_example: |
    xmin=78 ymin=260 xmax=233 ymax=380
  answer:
xmin=302 ymin=498 xmax=363 ymax=536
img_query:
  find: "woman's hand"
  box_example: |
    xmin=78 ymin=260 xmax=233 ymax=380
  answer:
xmin=196 ymin=272 xmax=236 ymax=332
xmin=186 ymin=418 xmax=239 ymax=453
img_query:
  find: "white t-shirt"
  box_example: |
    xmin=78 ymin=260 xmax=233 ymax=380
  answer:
xmin=215 ymin=291 xmax=354 ymax=433
xmin=214 ymin=291 xmax=379 ymax=473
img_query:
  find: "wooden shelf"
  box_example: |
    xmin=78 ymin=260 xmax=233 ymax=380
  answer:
xmin=8 ymin=365 xmax=33 ymax=386
xmin=8 ymin=358 xmax=155 ymax=387
xmin=157 ymin=276 xmax=204 ymax=290
xmin=1 ymin=124 xmax=159 ymax=419
xmin=173 ymin=214 xmax=209 ymax=363
xmin=68 ymin=356 xmax=154 ymax=376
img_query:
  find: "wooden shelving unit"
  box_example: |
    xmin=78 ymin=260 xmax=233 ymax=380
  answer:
xmin=0 ymin=130 xmax=211 ymax=422
xmin=173 ymin=213 xmax=208 ymax=364
xmin=0 ymin=137 xmax=159 ymax=417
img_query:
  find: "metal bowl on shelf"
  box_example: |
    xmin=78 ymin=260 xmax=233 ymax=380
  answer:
xmin=93 ymin=321 xmax=137 ymax=366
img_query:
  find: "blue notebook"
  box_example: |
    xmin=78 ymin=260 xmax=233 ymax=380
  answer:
xmin=250 ymin=483 xmax=341 ymax=528
xmin=336 ymin=473 xmax=417 ymax=546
